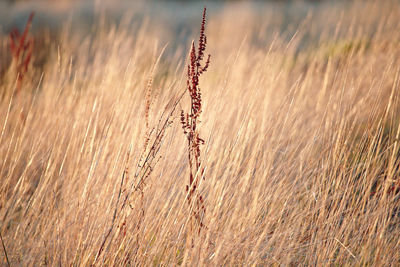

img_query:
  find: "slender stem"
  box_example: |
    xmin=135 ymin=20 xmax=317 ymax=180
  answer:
xmin=94 ymin=149 xmax=129 ymax=264
xmin=0 ymin=232 xmax=10 ymax=267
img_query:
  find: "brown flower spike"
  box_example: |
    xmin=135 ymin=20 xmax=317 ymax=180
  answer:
xmin=181 ymin=6 xmax=210 ymax=231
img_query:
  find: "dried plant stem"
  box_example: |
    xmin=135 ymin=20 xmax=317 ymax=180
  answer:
xmin=94 ymin=85 xmax=185 ymax=264
xmin=0 ymin=232 xmax=10 ymax=267
xmin=94 ymin=147 xmax=131 ymax=264
xmin=181 ymin=6 xmax=210 ymax=232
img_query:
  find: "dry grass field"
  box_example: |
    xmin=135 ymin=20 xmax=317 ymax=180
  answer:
xmin=1 ymin=0 xmax=400 ymax=265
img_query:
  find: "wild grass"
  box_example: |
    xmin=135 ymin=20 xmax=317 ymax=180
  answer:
xmin=0 ymin=0 xmax=400 ymax=265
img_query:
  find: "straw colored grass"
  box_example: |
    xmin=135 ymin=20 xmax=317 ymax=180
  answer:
xmin=0 ymin=1 xmax=400 ymax=265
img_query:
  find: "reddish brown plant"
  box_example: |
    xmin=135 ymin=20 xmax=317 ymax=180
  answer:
xmin=180 ymin=6 xmax=210 ymax=232
xmin=9 ymin=12 xmax=35 ymax=93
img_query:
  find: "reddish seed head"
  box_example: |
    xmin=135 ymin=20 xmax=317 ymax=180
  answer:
xmin=182 ymin=6 xmax=210 ymax=233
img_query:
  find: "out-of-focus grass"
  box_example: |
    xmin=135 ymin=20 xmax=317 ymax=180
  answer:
xmin=0 ymin=0 xmax=400 ymax=265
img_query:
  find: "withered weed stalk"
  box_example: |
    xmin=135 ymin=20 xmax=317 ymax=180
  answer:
xmin=94 ymin=48 xmax=185 ymax=263
xmin=180 ymin=7 xmax=210 ymax=232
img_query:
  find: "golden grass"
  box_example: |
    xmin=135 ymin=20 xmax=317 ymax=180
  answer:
xmin=1 ymin=1 xmax=400 ymax=265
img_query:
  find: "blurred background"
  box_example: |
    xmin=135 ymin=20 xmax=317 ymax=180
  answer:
xmin=0 ymin=0 xmax=353 ymax=45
